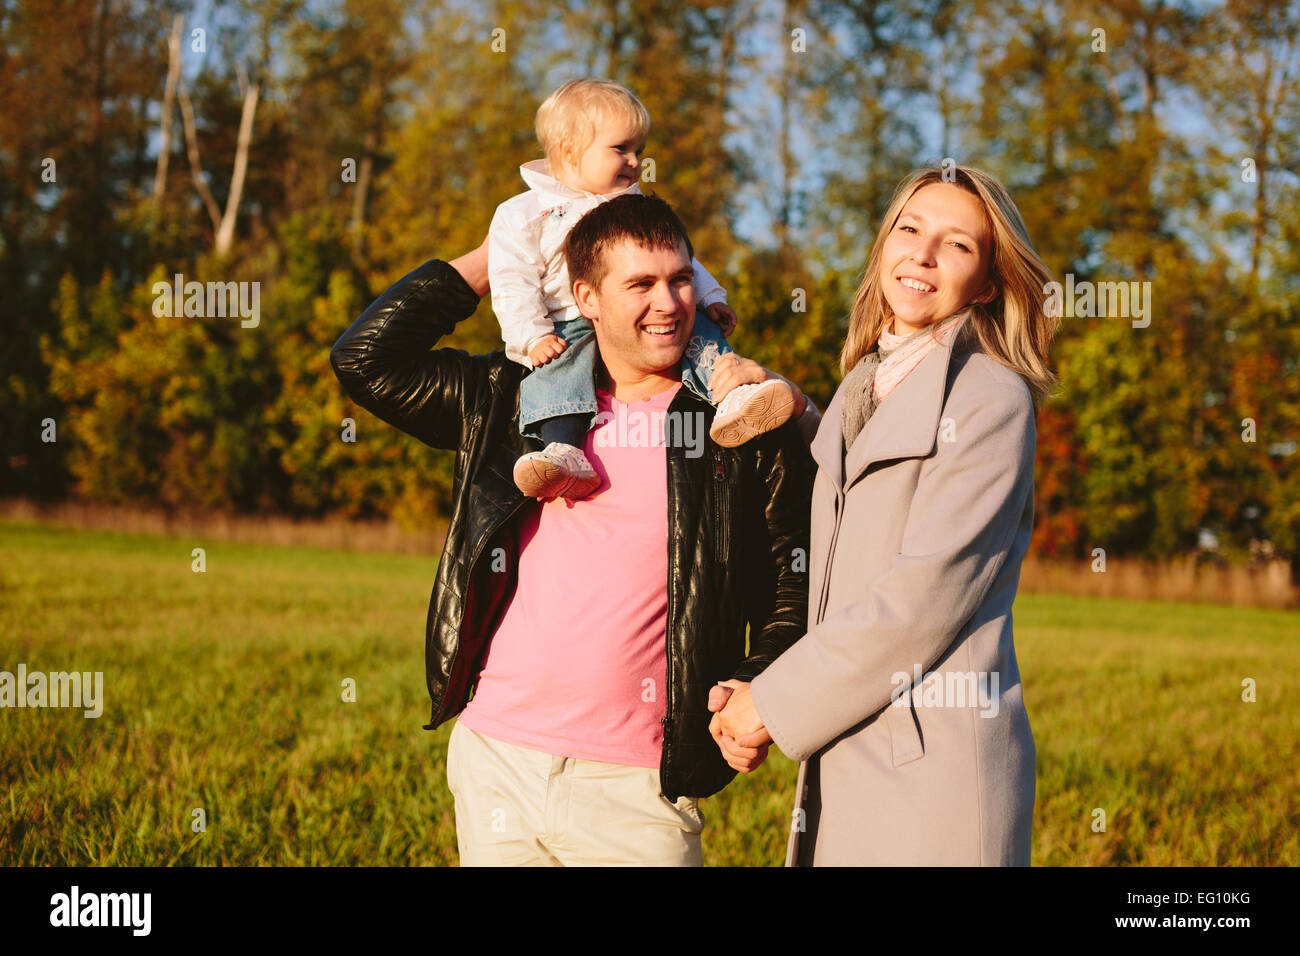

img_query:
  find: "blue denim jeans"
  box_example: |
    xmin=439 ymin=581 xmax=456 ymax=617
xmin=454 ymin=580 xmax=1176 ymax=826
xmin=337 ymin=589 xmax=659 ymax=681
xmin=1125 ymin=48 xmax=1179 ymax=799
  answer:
xmin=518 ymin=310 xmax=733 ymax=439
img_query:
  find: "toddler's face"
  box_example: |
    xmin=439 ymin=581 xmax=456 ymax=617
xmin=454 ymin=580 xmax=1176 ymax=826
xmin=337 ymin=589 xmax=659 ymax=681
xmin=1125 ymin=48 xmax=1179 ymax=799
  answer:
xmin=558 ymin=111 xmax=644 ymax=196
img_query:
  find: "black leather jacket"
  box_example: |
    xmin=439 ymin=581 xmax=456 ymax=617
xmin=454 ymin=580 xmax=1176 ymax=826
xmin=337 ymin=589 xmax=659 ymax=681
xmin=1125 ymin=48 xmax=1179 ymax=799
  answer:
xmin=330 ymin=259 xmax=813 ymax=799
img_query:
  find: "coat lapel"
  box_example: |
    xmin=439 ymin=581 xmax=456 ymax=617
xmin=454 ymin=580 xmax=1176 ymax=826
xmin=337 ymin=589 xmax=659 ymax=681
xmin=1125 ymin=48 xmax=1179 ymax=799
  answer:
xmin=841 ymin=334 xmax=958 ymax=491
xmin=809 ymin=385 xmax=846 ymax=491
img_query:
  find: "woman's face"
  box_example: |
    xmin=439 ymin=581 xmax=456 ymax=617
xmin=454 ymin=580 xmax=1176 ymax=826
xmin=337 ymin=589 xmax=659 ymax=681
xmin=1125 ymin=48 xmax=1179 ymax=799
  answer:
xmin=878 ymin=182 xmax=994 ymax=335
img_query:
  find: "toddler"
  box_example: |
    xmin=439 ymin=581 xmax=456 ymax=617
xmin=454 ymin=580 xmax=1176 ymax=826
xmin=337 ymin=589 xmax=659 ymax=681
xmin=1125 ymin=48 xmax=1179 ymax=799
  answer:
xmin=488 ymin=78 xmax=796 ymax=499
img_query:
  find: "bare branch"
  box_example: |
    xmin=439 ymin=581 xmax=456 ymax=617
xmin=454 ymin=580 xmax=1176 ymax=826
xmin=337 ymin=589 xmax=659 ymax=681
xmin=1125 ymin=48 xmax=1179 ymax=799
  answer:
xmin=178 ymin=79 xmax=223 ymax=234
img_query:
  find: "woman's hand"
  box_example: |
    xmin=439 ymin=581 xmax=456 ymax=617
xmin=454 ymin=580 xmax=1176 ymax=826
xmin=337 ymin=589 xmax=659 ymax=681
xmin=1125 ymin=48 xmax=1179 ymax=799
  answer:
xmin=448 ymin=235 xmax=490 ymax=297
xmin=708 ymin=354 xmax=808 ymax=416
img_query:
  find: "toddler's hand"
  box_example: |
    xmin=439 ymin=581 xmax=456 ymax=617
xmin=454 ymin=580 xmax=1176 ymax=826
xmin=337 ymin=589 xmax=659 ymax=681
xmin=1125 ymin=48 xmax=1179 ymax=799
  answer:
xmin=528 ymin=334 xmax=567 ymax=367
xmin=706 ymin=302 xmax=739 ymax=337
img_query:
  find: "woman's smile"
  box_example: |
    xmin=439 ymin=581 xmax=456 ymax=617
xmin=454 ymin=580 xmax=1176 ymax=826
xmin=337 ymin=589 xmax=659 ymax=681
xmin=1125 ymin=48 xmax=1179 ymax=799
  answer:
xmin=897 ymin=275 xmax=937 ymax=294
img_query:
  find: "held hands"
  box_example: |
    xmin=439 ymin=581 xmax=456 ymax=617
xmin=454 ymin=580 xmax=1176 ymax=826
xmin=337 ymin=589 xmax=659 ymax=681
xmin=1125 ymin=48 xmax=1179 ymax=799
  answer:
xmin=707 ymin=680 xmax=774 ymax=773
xmin=705 ymin=302 xmax=739 ymax=337
xmin=528 ymin=334 xmax=568 ymax=366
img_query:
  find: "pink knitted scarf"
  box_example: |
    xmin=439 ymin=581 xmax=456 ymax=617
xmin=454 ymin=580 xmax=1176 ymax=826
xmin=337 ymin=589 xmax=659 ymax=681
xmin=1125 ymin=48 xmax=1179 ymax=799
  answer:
xmin=872 ymin=309 xmax=971 ymax=402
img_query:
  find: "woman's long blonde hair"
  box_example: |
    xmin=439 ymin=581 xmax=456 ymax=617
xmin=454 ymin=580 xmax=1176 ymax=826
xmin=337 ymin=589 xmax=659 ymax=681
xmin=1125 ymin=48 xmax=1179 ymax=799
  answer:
xmin=841 ymin=165 xmax=1059 ymax=403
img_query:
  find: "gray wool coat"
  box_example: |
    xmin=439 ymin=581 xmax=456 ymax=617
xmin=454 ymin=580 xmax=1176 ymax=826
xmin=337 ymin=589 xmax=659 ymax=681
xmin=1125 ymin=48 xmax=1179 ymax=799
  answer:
xmin=751 ymin=327 xmax=1038 ymax=866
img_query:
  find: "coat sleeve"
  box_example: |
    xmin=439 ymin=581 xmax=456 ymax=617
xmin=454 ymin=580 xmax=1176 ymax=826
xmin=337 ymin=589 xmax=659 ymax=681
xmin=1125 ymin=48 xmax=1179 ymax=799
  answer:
xmin=750 ymin=375 xmax=1036 ymax=761
xmin=730 ymin=421 xmax=815 ymax=682
xmin=329 ymin=258 xmax=486 ymax=452
xmin=488 ymin=200 xmax=553 ymax=367
xmin=691 ymin=257 xmax=727 ymax=309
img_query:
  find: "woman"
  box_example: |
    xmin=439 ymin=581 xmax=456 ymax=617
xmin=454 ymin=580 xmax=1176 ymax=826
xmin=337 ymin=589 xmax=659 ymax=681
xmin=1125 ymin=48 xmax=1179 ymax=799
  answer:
xmin=708 ymin=165 xmax=1060 ymax=865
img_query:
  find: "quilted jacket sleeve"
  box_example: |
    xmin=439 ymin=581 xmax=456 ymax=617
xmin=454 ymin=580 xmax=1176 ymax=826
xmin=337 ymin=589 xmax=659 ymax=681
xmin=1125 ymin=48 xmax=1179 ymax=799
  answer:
xmin=330 ymin=259 xmax=485 ymax=451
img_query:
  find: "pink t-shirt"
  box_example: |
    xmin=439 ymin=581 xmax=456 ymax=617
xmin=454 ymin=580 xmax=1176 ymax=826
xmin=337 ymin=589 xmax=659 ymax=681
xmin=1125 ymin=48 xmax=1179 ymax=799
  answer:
xmin=456 ymin=382 xmax=680 ymax=767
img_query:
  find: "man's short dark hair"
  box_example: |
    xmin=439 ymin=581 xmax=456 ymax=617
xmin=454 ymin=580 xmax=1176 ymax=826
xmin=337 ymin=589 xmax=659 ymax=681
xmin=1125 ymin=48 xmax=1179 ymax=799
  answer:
xmin=564 ymin=194 xmax=695 ymax=293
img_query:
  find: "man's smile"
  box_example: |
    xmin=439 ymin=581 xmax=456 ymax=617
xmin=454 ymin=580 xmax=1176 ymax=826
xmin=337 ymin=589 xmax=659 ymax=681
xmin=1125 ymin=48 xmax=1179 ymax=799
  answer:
xmin=640 ymin=320 xmax=679 ymax=337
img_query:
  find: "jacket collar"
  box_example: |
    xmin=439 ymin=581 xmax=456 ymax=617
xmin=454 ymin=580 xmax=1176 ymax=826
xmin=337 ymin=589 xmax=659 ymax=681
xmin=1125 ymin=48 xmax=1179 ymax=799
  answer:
xmin=811 ymin=322 xmax=973 ymax=493
xmin=519 ymin=158 xmax=642 ymax=203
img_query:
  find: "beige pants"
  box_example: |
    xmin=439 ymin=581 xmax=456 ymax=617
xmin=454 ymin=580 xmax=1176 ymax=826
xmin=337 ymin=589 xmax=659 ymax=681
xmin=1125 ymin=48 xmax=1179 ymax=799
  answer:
xmin=446 ymin=721 xmax=705 ymax=866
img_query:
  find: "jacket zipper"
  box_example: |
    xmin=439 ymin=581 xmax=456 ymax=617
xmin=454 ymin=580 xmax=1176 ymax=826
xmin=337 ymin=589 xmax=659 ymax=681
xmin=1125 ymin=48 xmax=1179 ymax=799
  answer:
xmin=713 ymin=451 xmax=729 ymax=560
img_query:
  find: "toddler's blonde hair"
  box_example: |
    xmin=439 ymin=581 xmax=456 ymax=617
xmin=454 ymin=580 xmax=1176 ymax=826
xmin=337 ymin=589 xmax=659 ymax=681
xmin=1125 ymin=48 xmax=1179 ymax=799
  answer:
xmin=535 ymin=79 xmax=650 ymax=174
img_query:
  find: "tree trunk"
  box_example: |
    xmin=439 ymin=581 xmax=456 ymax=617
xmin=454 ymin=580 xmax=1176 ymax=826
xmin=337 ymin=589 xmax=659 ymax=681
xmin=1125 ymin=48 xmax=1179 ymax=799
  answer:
xmin=214 ymin=68 xmax=259 ymax=259
xmin=777 ymin=0 xmax=793 ymax=251
xmin=153 ymin=13 xmax=183 ymax=202
xmin=350 ymin=124 xmax=377 ymax=260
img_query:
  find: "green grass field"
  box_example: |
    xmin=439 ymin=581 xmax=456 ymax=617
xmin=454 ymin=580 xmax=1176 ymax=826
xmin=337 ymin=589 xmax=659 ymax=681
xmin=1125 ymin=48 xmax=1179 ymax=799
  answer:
xmin=1 ymin=520 xmax=1296 ymax=866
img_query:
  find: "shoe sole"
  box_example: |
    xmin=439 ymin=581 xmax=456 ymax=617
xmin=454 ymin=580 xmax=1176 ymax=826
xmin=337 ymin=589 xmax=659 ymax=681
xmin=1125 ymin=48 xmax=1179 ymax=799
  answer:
xmin=514 ymin=458 xmax=600 ymax=499
xmin=710 ymin=382 xmax=798 ymax=448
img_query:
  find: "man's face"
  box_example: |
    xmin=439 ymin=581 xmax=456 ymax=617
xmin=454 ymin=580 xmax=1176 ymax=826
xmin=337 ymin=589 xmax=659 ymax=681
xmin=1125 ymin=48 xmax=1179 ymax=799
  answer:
xmin=574 ymin=238 xmax=696 ymax=378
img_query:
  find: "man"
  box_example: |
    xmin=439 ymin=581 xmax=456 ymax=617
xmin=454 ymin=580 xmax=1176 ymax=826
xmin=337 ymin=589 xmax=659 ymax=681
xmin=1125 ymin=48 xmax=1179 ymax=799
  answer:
xmin=331 ymin=194 xmax=813 ymax=865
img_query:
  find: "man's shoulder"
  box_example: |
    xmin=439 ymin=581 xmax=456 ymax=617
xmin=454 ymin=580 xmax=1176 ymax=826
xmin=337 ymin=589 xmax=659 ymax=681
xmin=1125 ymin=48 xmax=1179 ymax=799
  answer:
xmin=437 ymin=349 xmax=525 ymax=451
xmin=728 ymin=418 xmax=816 ymax=488
xmin=472 ymin=347 xmax=525 ymax=382
xmin=438 ymin=346 xmax=523 ymax=394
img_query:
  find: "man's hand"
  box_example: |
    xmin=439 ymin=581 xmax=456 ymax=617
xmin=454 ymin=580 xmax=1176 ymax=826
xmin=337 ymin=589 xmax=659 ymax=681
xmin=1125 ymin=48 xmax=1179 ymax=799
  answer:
xmin=705 ymin=301 xmax=739 ymax=337
xmin=528 ymin=334 xmax=568 ymax=367
xmin=449 ymin=235 xmax=490 ymax=297
xmin=707 ymin=680 xmax=772 ymax=773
